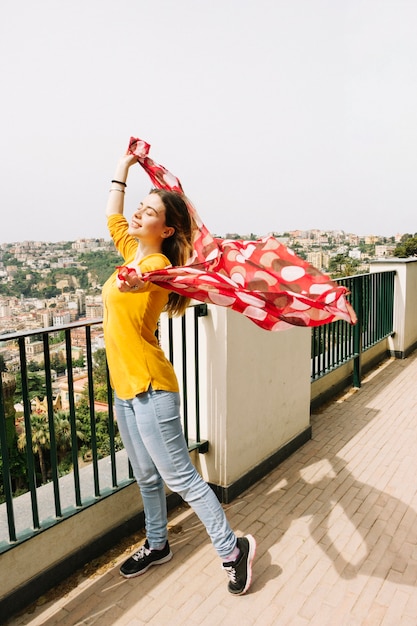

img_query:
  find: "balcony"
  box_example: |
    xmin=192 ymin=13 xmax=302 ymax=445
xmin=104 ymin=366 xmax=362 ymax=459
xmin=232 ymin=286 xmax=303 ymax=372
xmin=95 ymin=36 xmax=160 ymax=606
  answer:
xmin=2 ymin=258 xmax=417 ymax=624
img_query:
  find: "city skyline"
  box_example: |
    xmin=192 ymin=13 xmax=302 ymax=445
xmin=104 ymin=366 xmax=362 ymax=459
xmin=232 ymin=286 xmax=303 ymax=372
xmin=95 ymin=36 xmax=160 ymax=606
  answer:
xmin=1 ymin=1 xmax=417 ymax=242
xmin=0 ymin=226 xmax=406 ymax=248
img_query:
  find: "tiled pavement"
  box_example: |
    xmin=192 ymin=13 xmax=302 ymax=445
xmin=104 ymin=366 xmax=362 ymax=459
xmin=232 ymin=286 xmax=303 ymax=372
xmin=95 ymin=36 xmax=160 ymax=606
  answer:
xmin=6 ymin=351 xmax=417 ymax=626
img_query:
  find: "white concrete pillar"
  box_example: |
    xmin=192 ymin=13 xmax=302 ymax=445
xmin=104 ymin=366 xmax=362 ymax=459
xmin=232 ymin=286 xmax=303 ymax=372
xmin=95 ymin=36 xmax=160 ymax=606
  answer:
xmin=370 ymin=258 xmax=417 ymax=357
xmin=194 ymin=307 xmax=312 ymax=490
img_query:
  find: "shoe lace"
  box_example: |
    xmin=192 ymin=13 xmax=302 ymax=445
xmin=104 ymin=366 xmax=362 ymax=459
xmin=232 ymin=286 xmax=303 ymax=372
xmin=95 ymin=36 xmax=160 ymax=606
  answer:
xmin=223 ymin=564 xmax=237 ymax=584
xmin=132 ymin=544 xmax=151 ymax=562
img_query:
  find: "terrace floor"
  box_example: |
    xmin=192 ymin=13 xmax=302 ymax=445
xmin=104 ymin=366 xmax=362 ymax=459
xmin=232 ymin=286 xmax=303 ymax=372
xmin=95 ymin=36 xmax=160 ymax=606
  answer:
xmin=6 ymin=351 xmax=417 ymax=626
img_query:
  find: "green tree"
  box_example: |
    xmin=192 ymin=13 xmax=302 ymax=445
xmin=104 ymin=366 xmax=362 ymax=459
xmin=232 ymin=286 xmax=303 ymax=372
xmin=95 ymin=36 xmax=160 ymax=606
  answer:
xmin=72 ymin=355 xmax=85 ymax=368
xmin=89 ymin=348 xmax=109 ymax=401
xmin=358 ymin=242 xmax=375 ymax=257
xmin=17 ymin=412 xmax=50 ymax=483
xmin=2 ymin=251 xmax=20 ymax=265
xmin=78 ymin=250 xmax=121 ymax=286
xmin=49 ymin=331 xmax=66 ymax=345
xmin=400 ymin=233 xmax=415 ymax=242
xmin=14 ymin=371 xmax=47 ymax=402
xmin=291 ymin=243 xmax=307 ymax=260
xmin=78 ymin=348 xmax=110 ymax=402
xmin=0 ymin=446 xmax=28 ymax=501
xmin=328 ymin=254 xmax=360 ymax=279
xmin=40 ymin=285 xmax=60 ymax=298
xmin=76 ymin=398 xmax=122 ymax=460
xmin=50 ymin=352 xmax=66 ymax=376
xmin=27 ymin=361 xmax=42 ymax=372
xmin=54 ymin=411 xmax=86 ymax=466
xmin=11 ymin=269 xmax=35 ymax=297
xmin=15 ymin=410 xmax=87 ymax=484
xmin=394 ymin=236 xmax=417 ymax=258
xmin=92 ymin=348 xmax=108 ymax=385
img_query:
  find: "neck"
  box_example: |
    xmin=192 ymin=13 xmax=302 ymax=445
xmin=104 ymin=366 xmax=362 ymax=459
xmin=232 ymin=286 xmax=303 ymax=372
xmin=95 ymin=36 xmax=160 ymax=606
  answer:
xmin=135 ymin=240 xmax=163 ymax=261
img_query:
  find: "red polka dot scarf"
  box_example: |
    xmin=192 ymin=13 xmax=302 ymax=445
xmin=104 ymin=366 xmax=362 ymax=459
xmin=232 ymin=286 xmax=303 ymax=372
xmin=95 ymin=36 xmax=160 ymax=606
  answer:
xmin=127 ymin=137 xmax=357 ymax=331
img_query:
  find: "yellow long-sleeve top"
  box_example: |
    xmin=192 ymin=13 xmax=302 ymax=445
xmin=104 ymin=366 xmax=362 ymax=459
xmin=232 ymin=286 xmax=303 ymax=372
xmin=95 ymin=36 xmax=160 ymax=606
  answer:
xmin=102 ymin=214 xmax=179 ymax=399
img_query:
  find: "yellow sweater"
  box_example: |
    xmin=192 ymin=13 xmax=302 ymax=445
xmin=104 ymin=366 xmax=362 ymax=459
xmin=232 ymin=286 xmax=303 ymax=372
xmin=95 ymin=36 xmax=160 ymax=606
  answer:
xmin=102 ymin=214 xmax=179 ymax=399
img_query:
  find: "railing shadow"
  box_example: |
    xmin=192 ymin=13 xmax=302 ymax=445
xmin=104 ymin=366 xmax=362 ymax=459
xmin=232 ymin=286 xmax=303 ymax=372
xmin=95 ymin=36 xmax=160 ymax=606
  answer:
xmin=253 ymin=352 xmax=417 ymax=588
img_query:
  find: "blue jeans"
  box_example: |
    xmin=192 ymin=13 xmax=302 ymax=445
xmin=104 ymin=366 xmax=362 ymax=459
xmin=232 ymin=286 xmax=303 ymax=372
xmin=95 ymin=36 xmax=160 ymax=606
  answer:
xmin=114 ymin=387 xmax=237 ymax=559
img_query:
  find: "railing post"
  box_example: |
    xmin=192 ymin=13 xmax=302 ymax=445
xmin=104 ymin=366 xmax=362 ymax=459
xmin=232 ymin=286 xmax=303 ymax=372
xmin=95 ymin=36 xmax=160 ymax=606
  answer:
xmin=42 ymin=333 xmax=62 ymax=518
xmin=85 ymin=325 xmax=100 ymax=498
xmin=194 ymin=304 xmax=209 ymax=453
xmin=352 ymin=275 xmax=363 ymax=388
xmin=64 ymin=330 xmax=82 ymax=507
xmin=18 ymin=337 xmax=41 ymax=529
xmin=0 ymin=375 xmax=17 ymax=542
xmin=105 ymin=366 xmax=118 ymax=487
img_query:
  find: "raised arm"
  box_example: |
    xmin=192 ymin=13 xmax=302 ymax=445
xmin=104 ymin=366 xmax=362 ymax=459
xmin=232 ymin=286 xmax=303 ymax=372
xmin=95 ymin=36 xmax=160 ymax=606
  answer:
xmin=105 ymin=153 xmax=138 ymax=217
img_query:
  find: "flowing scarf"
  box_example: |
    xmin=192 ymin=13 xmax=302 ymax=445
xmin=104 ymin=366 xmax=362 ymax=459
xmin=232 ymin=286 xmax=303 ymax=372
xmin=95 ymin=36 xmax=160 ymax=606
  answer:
xmin=126 ymin=137 xmax=357 ymax=331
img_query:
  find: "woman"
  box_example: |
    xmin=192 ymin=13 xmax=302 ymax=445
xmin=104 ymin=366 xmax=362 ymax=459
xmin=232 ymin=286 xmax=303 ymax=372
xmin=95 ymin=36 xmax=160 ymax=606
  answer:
xmin=102 ymin=152 xmax=256 ymax=595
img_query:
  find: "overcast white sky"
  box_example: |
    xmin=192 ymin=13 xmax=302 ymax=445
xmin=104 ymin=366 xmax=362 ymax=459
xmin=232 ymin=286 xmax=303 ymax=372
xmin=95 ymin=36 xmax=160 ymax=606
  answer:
xmin=1 ymin=0 xmax=416 ymax=243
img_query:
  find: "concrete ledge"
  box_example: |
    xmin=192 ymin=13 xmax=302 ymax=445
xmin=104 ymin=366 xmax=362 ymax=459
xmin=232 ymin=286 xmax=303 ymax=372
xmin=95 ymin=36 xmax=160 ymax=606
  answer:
xmin=391 ymin=338 xmax=417 ymax=359
xmin=311 ymin=340 xmax=390 ymax=410
xmin=209 ymin=426 xmax=312 ymax=504
xmin=0 ymin=489 xmax=182 ymax=623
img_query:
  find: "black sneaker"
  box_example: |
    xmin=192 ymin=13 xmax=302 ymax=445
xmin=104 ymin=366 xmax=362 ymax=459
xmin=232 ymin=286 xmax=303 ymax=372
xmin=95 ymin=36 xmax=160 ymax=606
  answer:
xmin=120 ymin=540 xmax=173 ymax=578
xmin=222 ymin=535 xmax=256 ymax=595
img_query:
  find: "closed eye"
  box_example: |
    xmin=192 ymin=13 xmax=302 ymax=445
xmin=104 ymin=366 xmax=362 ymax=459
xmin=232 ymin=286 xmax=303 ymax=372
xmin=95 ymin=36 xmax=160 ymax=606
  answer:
xmin=138 ymin=203 xmax=159 ymax=217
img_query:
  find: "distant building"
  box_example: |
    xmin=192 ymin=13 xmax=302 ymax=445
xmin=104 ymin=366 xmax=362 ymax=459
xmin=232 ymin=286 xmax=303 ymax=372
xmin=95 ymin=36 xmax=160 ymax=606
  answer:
xmin=24 ymin=337 xmax=43 ymax=358
xmin=85 ymin=295 xmax=103 ymax=319
xmin=306 ymin=251 xmax=329 ymax=270
xmin=349 ymin=248 xmax=362 ymax=260
xmin=72 ymin=238 xmax=107 ymax=251
xmin=375 ymin=245 xmax=395 ymax=258
xmin=56 ymin=374 xmax=88 ymax=410
xmin=53 ymin=310 xmax=72 ymax=326
xmin=86 ymin=303 xmax=103 ymax=318
xmin=348 ymin=234 xmax=360 ymax=246
xmin=0 ymin=304 xmax=11 ymax=318
xmin=56 ymin=374 xmax=108 ymax=412
xmin=37 ymin=309 xmax=52 ymax=327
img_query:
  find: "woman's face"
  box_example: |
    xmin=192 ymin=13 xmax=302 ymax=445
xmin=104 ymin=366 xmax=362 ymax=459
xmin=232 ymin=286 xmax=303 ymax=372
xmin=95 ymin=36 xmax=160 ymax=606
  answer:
xmin=128 ymin=194 xmax=173 ymax=243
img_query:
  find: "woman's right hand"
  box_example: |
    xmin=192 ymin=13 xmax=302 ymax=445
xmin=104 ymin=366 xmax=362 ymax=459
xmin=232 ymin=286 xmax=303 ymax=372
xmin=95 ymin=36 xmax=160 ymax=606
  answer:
xmin=118 ymin=153 xmax=139 ymax=170
xmin=112 ymin=153 xmax=138 ymax=182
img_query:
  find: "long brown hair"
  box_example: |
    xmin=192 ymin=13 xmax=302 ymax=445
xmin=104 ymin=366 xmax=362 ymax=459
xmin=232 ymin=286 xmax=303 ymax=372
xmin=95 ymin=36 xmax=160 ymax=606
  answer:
xmin=150 ymin=189 xmax=194 ymax=317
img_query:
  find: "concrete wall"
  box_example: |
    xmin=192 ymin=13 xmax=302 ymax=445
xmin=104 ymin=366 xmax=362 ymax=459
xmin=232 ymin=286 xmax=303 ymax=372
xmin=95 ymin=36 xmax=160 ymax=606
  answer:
xmin=1 ymin=483 xmax=142 ymax=604
xmin=370 ymin=258 xmax=417 ymax=357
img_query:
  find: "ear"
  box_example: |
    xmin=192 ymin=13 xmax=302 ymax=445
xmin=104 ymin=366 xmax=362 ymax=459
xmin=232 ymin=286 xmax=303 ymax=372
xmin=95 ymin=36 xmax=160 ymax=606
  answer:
xmin=162 ymin=227 xmax=175 ymax=238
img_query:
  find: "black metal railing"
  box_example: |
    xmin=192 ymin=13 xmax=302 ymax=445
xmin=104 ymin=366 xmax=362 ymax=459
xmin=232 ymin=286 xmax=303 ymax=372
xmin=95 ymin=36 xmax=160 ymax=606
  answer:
xmin=311 ymin=271 xmax=396 ymax=384
xmin=0 ymin=303 xmax=208 ymax=553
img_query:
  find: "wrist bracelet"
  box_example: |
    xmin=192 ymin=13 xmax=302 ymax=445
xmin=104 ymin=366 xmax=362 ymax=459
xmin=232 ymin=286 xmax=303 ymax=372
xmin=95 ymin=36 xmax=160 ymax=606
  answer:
xmin=109 ymin=188 xmax=125 ymax=193
xmin=111 ymin=179 xmax=127 ymax=187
